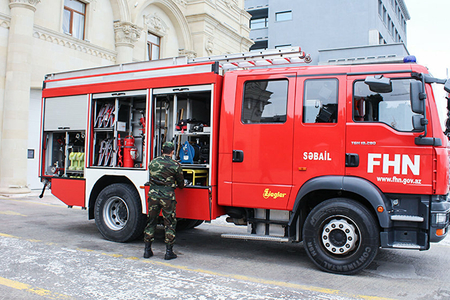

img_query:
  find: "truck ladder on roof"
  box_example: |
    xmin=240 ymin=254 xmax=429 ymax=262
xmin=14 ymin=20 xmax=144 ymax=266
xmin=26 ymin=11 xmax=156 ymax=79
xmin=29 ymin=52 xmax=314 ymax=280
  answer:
xmin=45 ymin=47 xmax=311 ymax=81
xmin=189 ymin=47 xmax=312 ymax=70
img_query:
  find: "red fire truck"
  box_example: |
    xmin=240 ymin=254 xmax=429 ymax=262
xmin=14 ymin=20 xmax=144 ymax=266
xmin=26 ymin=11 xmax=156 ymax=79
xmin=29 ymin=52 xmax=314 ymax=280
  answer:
xmin=39 ymin=48 xmax=450 ymax=274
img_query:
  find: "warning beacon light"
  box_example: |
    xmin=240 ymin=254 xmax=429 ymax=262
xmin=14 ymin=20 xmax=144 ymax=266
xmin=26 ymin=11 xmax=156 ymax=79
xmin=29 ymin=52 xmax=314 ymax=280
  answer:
xmin=403 ymin=55 xmax=417 ymax=63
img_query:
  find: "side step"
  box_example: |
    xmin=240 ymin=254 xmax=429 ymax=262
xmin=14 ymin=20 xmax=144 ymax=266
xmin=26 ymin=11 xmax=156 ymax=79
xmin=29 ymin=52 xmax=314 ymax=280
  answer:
xmin=380 ymin=231 xmax=429 ymax=250
xmin=390 ymin=215 xmax=424 ymax=222
xmin=221 ymin=233 xmax=289 ymax=242
xmin=391 ymin=243 xmax=425 ymax=250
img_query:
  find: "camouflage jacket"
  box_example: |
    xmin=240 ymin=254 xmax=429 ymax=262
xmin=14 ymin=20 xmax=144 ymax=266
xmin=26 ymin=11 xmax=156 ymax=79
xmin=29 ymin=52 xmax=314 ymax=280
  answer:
xmin=148 ymin=154 xmax=184 ymax=192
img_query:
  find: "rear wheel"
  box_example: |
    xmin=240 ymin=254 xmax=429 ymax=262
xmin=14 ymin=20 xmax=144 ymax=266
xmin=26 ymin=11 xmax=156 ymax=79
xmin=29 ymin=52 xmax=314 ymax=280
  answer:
xmin=94 ymin=183 xmax=147 ymax=242
xmin=302 ymin=198 xmax=379 ymax=274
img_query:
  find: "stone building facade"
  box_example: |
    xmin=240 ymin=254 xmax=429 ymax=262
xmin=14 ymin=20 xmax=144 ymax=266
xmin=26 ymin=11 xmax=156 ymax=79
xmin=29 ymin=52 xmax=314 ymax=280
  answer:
xmin=0 ymin=0 xmax=253 ymax=192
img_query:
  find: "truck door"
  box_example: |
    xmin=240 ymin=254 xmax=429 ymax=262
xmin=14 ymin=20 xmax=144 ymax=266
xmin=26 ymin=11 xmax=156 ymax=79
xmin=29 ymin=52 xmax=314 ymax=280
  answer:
xmin=289 ymin=76 xmax=346 ymax=209
xmin=346 ymin=76 xmax=433 ymax=194
xmin=231 ymin=74 xmax=296 ymax=210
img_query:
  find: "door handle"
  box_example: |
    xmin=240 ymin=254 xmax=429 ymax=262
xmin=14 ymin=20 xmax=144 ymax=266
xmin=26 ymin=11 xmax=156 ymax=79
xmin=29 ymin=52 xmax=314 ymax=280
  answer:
xmin=345 ymin=153 xmax=359 ymax=167
xmin=232 ymin=150 xmax=244 ymax=162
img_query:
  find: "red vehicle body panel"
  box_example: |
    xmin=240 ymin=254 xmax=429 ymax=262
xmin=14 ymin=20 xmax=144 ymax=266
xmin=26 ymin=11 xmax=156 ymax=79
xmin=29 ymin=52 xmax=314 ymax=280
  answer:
xmin=51 ymin=178 xmax=86 ymax=207
xmin=143 ymin=185 xmax=224 ymax=220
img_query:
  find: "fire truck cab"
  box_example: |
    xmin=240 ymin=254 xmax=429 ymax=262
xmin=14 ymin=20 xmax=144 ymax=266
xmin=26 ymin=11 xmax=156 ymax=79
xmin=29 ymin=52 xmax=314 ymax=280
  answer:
xmin=40 ymin=49 xmax=450 ymax=274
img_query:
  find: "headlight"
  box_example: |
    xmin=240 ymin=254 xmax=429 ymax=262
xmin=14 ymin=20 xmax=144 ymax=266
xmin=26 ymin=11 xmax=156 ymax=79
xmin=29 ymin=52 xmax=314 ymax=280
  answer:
xmin=435 ymin=213 xmax=448 ymax=225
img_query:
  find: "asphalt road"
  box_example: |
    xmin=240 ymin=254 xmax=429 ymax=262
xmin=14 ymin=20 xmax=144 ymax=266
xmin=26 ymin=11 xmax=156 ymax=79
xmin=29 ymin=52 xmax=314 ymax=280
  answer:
xmin=0 ymin=192 xmax=449 ymax=300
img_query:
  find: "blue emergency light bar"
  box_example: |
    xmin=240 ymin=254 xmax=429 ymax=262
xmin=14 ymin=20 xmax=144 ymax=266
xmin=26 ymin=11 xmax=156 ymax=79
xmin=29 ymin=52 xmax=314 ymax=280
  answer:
xmin=403 ymin=55 xmax=417 ymax=63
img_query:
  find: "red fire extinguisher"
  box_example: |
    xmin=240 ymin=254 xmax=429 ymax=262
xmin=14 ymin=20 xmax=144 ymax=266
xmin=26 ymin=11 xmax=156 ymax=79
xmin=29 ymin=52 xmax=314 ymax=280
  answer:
xmin=123 ymin=135 xmax=137 ymax=168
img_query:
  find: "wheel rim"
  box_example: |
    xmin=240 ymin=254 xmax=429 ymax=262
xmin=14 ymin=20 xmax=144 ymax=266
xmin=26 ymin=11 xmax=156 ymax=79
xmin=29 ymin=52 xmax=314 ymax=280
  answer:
xmin=103 ymin=196 xmax=129 ymax=231
xmin=321 ymin=216 xmax=359 ymax=255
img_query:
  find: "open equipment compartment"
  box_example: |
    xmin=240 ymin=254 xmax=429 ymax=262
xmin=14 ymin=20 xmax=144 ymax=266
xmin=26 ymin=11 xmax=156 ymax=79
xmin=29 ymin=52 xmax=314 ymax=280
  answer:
xmin=91 ymin=90 xmax=147 ymax=169
xmin=152 ymin=84 xmax=213 ymax=187
xmin=42 ymin=94 xmax=88 ymax=178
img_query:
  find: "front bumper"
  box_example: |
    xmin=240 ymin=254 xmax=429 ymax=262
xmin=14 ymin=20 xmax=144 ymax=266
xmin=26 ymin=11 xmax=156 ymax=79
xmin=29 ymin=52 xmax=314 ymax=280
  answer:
xmin=430 ymin=195 xmax=450 ymax=243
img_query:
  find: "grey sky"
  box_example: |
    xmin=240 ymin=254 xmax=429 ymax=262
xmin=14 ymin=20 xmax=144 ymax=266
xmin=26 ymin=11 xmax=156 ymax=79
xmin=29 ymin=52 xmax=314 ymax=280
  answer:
xmin=405 ymin=0 xmax=450 ymax=126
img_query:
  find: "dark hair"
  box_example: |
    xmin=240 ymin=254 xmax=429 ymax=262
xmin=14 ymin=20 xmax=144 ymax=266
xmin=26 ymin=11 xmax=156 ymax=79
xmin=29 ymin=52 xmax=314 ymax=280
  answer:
xmin=162 ymin=146 xmax=174 ymax=154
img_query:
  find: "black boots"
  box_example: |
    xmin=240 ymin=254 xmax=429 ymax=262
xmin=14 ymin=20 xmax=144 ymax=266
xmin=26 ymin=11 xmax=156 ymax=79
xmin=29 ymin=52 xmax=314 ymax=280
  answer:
xmin=143 ymin=242 xmax=153 ymax=258
xmin=164 ymin=244 xmax=177 ymax=260
xmin=144 ymin=243 xmax=176 ymax=260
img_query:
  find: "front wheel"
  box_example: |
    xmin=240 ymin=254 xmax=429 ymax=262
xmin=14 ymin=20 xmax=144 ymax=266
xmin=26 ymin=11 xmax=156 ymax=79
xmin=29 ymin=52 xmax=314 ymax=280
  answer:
xmin=94 ymin=183 xmax=147 ymax=242
xmin=302 ymin=198 xmax=379 ymax=274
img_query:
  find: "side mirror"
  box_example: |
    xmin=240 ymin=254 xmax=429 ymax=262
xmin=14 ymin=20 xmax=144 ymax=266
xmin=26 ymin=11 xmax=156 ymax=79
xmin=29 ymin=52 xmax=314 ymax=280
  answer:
xmin=445 ymin=79 xmax=450 ymax=93
xmin=410 ymin=81 xmax=425 ymax=114
xmin=364 ymin=75 xmax=392 ymax=93
xmin=412 ymin=115 xmax=425 ymax=132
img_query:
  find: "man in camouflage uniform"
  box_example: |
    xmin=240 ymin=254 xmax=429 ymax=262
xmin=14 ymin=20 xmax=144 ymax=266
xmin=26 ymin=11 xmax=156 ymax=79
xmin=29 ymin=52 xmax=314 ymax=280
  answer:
xmin=143 ymin=141 xmax=184 ymax=260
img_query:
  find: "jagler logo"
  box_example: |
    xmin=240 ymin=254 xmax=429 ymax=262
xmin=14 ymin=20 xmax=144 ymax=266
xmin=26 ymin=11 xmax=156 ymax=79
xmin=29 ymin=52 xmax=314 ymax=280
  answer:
xmin=263 ymin=188 xmax=287 ymax=199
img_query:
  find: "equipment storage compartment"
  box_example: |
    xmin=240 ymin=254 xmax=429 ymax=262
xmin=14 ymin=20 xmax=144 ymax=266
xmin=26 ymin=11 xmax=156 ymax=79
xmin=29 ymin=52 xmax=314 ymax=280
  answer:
xmin=91 ymin=90 xmax=147 ymax=168
xmin=42 ymin=131 xmax=86 ymax=177
xmin=42 ymin=94 xmax=89 ymax=178
xmin=152 ymin=85 xmax=213 ymax=187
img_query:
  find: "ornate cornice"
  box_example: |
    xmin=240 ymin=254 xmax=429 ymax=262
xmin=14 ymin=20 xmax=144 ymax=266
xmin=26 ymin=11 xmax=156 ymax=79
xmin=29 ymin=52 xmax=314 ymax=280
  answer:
xmin=1 ymin=12 xmax=115 ymax=62
xmin=114 ymin=21 xmax=142 ymax=47
xmin=33 ymin=25 xmax=116 ymax=62
xmin=9 ymin=0 xmax=41 ymax=12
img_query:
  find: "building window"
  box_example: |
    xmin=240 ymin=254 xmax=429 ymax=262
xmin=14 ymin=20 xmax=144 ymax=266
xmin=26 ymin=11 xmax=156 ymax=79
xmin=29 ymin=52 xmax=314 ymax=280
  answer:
xmin=303 ymin=79 xmax=338 ymax=124
xmin=63 ymin=0 xmax=86 ymax=40
xmin=250 ymin=17 xmax=268 ymax=29
xmin=379 ymin=33 xmax=386 ymax=44
xmin=275 ymin=11 xmax=292 ymax=22
xmin=249 ymin=8 xmax=269 ymax=29
xmin=242 ymin=80 xmax=288 ymax=124
xmin=250 ymin=40 xmax=268 ymax=51
xmin=275 ymin=44 xmax=292 ymax=49
xmin=147 ymin=32 xmax=160 ymax=60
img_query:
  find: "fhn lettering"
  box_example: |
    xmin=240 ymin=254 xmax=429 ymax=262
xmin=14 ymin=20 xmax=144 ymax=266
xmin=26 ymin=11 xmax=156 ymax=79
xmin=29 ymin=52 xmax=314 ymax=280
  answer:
xmin=367 ymin=153 xmax=420 ymax=175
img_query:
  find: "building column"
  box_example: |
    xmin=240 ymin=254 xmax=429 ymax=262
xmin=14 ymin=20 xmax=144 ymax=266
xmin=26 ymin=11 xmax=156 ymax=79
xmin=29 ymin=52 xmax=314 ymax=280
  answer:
xmin=114 ymin=21 xmax=141 ymax=64
xmin=0 ymin=0 xmax=40 ymax=194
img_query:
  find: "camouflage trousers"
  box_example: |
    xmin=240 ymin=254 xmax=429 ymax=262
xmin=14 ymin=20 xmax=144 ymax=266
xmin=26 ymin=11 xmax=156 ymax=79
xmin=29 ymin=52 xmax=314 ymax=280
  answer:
xmin=143 ymin=192 xmax=177 ymax=245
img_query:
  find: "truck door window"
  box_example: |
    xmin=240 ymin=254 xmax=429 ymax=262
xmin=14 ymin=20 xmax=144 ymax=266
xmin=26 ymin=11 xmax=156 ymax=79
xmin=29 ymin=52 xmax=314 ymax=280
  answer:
xmin=303 ymin=78 xmax=338 ymax=123
xmin=242 ymin=79 xmax=288 ymax=124
xmin=353 ymin=79 xmax=420 ymax=131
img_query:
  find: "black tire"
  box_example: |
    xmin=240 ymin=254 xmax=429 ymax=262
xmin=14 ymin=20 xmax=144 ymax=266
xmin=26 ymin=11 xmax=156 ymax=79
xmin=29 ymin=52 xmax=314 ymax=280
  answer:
xmin=94 ymin=183 xmax=147 ymax=242
xmin=176 ymin=219 xmax=204 ymax=231
xmin=302 ymin=198 xmax=379 ymax=275
xmin=193 ymin=220 xmax=204 ymax=227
